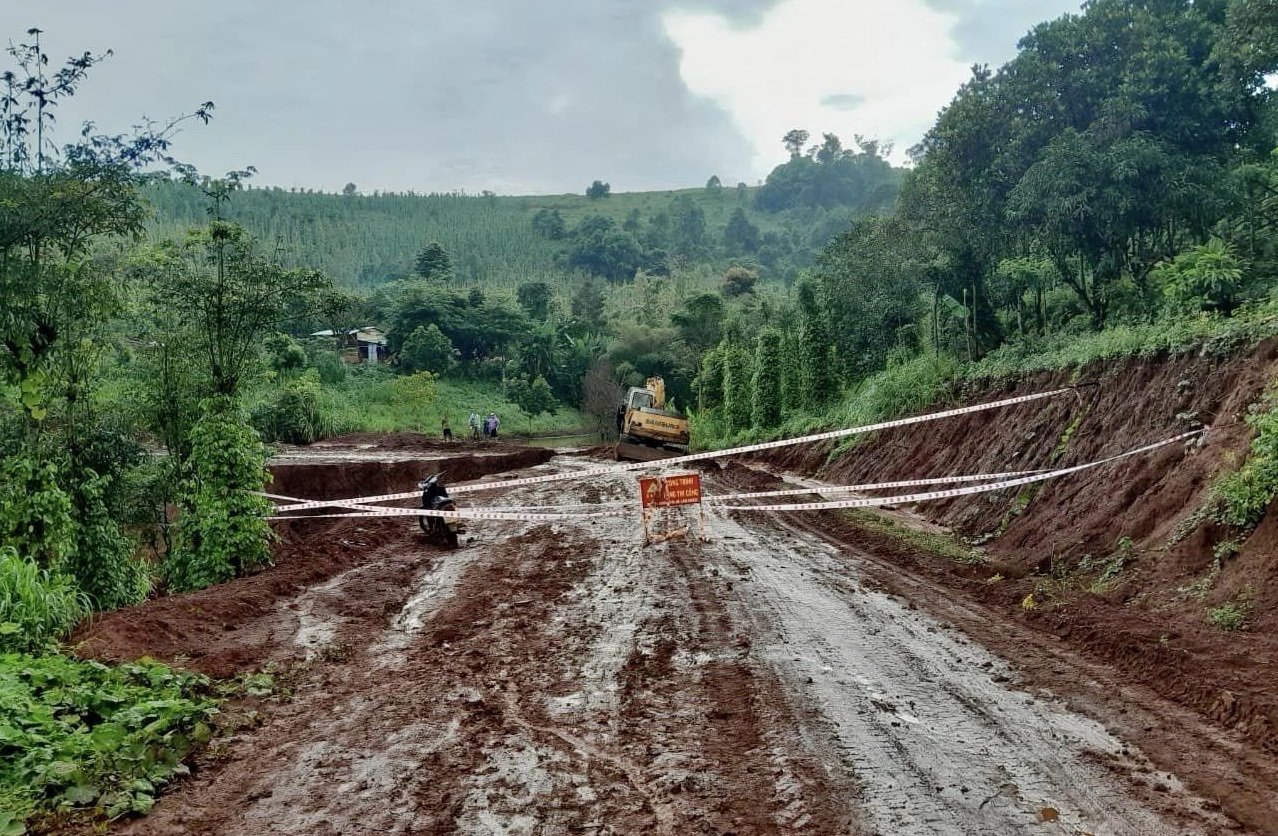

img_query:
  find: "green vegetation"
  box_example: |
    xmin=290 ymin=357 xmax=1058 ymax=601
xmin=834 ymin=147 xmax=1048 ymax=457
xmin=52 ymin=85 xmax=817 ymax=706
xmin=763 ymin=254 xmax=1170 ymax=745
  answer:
xmin=1215 ymin=381 xmax=1278 ymax=528
xmin=304 ymin=371 xmax=584 ymax=437
xmin=0 ymin=653 xmax=217 ymax=827
xmin=693 ymin=0 xmax=1278 ymax=461
xmin=144 ymin=173 xmax=882 ymax=292
xmin=2 ymin=2 xmax=1278 ymax=824
xmin=841 ymin=509 xmax=981 ymax=565
xmin=0 ymin=549 xmax=89 ymax=654
xmin=1207 ymin=596 xmax=1253 ymax=631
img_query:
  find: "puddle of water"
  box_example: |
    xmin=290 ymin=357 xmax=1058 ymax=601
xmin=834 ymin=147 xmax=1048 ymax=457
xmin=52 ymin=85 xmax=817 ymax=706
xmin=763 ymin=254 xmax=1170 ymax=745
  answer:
xmin=518 ymin=433 xmax=599 ymax=449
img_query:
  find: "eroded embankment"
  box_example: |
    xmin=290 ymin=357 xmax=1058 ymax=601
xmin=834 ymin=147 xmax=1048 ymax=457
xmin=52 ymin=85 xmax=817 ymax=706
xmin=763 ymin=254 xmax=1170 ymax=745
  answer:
xmin=754 ymin=339 xmax=1278 ymax=792
xmin=72 ymin=444 xmax=553 ymax=676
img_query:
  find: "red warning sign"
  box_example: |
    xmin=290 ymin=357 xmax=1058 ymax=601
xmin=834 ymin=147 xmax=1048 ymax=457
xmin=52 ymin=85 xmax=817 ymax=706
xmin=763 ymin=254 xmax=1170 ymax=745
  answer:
xmin=639 ymin=473 xmax=702 ymax=508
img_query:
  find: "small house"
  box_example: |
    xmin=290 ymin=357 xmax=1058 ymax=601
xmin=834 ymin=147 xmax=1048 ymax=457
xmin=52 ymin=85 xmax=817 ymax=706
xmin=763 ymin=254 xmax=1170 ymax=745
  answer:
xmin=310 ymin=326 xmax=388 ymax=364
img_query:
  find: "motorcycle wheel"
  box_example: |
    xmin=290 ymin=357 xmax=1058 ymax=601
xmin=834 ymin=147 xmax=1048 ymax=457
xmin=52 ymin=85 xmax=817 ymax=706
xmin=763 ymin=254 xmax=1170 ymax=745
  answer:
xmin=418 ymin=514 xmax=430 ymax=534
xmin=443 ymin=527 xmax=459 ymax=550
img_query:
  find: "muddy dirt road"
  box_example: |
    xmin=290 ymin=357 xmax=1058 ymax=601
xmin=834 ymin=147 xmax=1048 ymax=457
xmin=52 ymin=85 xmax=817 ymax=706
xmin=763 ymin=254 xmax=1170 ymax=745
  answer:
xmin=113 ymin=455 xmax=1241 ymax=835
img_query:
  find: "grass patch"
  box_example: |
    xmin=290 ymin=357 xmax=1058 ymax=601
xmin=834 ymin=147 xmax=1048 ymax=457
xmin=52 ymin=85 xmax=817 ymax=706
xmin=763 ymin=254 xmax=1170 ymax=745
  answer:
xmin=1079 ymin=537 xmax=1135 ymax=593
xmin=841 ymin=508 xmax=982 ymax=564
xmin=257 ymin=368 xmax=587 ymax=439
xmin=0 ymin=549 xmax=90 ymax=654
xmin=1207 ymin=596 xmax=1253 ymax=632
xmin=1213 ymin=381 xmax=1278 ymax=529
xmin=966 ymin=299 xmax=1278 ymax=383
xmin=0 ymin=652 xmax=218 ymax=830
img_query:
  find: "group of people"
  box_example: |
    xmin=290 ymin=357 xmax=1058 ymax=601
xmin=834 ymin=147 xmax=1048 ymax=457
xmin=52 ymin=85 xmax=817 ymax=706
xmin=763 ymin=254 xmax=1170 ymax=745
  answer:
xmin=441 ymin=411 xmax=501 ymax=441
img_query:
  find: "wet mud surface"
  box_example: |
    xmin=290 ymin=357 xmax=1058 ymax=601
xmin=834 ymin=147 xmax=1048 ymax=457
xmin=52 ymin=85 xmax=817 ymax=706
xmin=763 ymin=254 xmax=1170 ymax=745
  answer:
xmin=68 ymin=447 xmax=1268 ymax=834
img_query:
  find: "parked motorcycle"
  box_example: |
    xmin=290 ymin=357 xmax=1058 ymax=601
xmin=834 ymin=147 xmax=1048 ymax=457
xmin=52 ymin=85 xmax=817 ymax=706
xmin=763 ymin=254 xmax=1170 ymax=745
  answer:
xmin=418 ymin=472 xmax=463 ymax=549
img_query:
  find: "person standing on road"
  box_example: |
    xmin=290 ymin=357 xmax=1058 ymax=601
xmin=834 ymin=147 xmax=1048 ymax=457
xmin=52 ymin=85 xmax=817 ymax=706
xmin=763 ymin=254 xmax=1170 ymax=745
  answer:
xmin=468 ymin=410 xmax=481 ymax=441
xmin=441 ymin=414 xmax=452 ymax=442
xmin=487 ymin=411 xmax=500 ymax=439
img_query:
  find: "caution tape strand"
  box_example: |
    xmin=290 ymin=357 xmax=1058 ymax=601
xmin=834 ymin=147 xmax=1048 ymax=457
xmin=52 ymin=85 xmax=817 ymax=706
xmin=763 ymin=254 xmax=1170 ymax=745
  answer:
xmin=716 ymin=431 xmax=1201 ymax=513
xmin=270 ymin=387 xmax=1073 ymax=515
xmin=268 ymin=431 xmax=1200 ymax=523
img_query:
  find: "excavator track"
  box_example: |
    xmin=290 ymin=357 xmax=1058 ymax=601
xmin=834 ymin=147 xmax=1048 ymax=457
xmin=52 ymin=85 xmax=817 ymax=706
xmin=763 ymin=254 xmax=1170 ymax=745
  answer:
xmin=614 ymin=440 xmax=688 ymax=462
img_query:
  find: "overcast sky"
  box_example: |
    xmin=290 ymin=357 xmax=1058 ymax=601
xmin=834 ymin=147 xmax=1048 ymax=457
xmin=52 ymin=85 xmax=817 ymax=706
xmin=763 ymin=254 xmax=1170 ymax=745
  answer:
xmin=17 ymin=0 xmax=1082 ymax=195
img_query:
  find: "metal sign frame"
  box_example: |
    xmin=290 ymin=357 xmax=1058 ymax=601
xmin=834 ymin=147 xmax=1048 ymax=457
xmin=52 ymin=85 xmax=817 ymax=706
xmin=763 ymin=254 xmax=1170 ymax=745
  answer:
xmin=638 ymin=473 xmax=707 ymax=544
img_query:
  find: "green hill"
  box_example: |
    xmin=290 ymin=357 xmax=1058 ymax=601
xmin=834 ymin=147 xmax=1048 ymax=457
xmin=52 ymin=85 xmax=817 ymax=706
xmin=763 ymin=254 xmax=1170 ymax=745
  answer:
xmin=142 ymin=162 xmax=899 ymax=292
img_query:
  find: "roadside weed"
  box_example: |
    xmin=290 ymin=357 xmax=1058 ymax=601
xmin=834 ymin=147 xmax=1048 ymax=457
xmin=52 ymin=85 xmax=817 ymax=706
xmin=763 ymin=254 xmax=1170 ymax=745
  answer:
xmin=0 ymin=653 xmax=218 ymax=828
xmin=0 ymin=549 xmax=90 ymax=654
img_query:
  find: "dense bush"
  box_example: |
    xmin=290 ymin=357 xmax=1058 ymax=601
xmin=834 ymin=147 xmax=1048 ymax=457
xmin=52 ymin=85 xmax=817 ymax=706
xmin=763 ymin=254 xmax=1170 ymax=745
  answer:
xmin=0 ymin=653 xmax=217 ymax=827
xmin=310 ymin=350 xmax=347 ymax=385
xmin=66 ymin=473 xmax=151 ymax=612
xmin=722 ymin=343 xmax=754 ymax=433
xmin=400 ymin=323 xmax=455 ymax=374
xmin=751 ymin=328 xmax=783 ymax=428
xmin=1156 ymin=239 xmax=1247 ymax=316
xmin=0 ymin=456 xmax=76 ymax=571
xmin=166 ymin=398 xmax=274 ymax=593
xmin=252 ymin=375 xmax=342 ymax=445
xmin=264 ymin=332 xmax=308 ymax=375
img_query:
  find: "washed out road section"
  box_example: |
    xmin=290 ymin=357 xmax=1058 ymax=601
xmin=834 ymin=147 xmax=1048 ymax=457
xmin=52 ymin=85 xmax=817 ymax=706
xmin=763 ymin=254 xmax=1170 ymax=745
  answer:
xmin=104 ymin=453 xmax=1220 ymax=835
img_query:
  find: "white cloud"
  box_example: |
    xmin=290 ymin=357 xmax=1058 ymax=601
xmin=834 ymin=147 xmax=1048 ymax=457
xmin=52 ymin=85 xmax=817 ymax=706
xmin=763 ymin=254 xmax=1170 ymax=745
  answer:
xmin=663 ymin=0 xmax=973 ymax=177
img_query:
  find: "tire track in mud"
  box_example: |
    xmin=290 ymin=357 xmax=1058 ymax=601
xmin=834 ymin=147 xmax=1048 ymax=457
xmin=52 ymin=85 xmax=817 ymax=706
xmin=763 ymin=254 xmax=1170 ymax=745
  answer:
xmin=696 ymin=500 xmax=1226 ymax=836
xmin=119 ymin=459 xmax=852 ymax=835
xmin=114 ymin=455 xmax=1224 ymax=835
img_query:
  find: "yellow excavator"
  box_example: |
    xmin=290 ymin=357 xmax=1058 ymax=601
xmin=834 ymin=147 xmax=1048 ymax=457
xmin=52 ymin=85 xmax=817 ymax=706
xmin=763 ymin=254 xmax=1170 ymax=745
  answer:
xmin=615 ymin=376 xmax=690 ymax=462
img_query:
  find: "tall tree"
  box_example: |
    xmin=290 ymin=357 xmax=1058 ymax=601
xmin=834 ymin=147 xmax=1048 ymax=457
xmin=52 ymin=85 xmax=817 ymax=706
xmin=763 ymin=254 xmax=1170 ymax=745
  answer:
xmin=414 ymin=241 xmax=453 ymax=281
xmin=670 ymin=292 xmax=724 ymax=352
xmin=669 ymin=194 xmax=708 ymax=256
xmin=531 ymin=208 xmax=567 ymax=239
xmin=751 ymin=328 xmax=783 ymax=429
xmin=723 ymin=207 xmax=761 ymax=254
xmin=783 ymin=129 xmax=810 ymax=158
xmin=581 ymin=357 xmax=622 ymax=440
xmin=722 ymin=342 xmax=754 ymax=433
xmin=571 ymin=279 xmax=607 ymax=331
xmin=152 ymin=222 xmax=328 ymax=398
xmin=516 ymin=281 xmax=554 ymax=321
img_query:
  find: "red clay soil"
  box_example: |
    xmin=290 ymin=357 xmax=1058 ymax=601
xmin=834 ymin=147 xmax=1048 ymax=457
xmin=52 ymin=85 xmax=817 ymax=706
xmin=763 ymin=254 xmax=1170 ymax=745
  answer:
xmin=72 ymin=445 xmax=552 ymax=677
xmin=746 ymin=338 xmax=1278 ymax=831
xmin=112 ymin=468 xmax=858 ymax=836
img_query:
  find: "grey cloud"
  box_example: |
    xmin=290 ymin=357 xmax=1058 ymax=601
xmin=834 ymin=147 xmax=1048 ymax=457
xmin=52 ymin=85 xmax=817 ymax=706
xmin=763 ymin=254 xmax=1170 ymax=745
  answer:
xmin=924 ymin=0 xmax=1084 ymax=66
xmin=16 ymin=0 xmax=774 ymax=194
xmin=16 ymin=0 xmax=1082 ymax=194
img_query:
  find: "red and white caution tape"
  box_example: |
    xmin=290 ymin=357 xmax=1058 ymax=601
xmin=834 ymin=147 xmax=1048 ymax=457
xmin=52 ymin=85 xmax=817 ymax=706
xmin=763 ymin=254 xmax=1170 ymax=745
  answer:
xmin=269 ymin=387 xmax=1075 ymax=515
xmin=715 ymin=431 xmax=1201 ymax=513
xmin=268 ymin=431 xmax=1199 ymax=523
xmin=706 ymin=469 xmax=1048 ymax=503
xmin=262 ymin=491 xmax=606 ymax=514
xmin=268 ymin=503 xmax=630 ymax=523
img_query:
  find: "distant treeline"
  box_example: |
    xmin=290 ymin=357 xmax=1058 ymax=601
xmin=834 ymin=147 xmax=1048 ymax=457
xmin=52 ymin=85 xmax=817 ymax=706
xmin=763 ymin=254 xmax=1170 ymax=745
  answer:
xmin=141 ymin=134 xmax=902 ymax=290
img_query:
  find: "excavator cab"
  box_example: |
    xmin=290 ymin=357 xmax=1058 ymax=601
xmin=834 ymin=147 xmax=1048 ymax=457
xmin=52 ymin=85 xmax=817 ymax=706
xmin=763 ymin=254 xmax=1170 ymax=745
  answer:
xmin=625 ymin=387 xmax=656 ymax=412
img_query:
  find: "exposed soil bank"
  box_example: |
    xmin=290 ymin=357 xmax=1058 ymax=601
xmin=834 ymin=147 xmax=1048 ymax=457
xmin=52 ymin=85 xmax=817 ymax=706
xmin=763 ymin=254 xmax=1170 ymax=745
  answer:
xmin=73 ymin=443 xmax=552 ymax=677
xmin=750 ymin=338 xmax=1278 ymax=831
